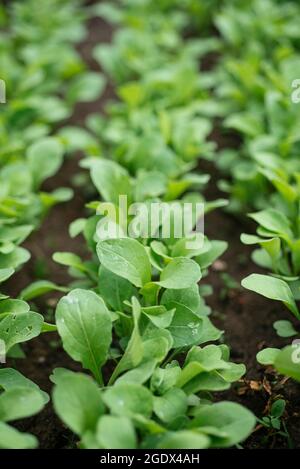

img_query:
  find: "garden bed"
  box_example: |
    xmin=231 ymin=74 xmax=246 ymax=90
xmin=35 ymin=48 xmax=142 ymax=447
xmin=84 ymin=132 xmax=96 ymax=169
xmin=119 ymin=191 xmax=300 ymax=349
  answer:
xmin=1 ymin=0 xmax=300 ymax=450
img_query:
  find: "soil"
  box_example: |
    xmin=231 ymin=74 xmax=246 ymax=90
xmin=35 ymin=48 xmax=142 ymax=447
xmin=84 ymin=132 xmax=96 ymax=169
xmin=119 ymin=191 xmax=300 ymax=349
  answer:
xmin=3 ymin=9 xmax=300 ymax=450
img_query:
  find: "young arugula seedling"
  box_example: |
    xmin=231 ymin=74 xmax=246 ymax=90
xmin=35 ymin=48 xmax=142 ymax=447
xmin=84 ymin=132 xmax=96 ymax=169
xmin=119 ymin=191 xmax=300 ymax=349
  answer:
xmin=257 ymin=399 xmax=293 ymax=448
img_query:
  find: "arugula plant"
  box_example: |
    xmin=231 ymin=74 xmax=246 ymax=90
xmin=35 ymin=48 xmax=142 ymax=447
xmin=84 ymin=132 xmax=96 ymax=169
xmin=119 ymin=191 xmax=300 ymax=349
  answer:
xmin=0 ymin=368 xmax=48 ymax=449
xmin=256 ymin=398 xmax=292 ymax=447
xmin=207 ymin=0 xmax=300 ymax=389
xmin=86 ymin=104 xmax=217 ymax=177
xmin=93 ymin=0 xmax=221 ymax=34
xmin=259 ymin=399 xmax=287 ymax=433
xmin=240 ymin=190 xmax=300 ymax=316
xmin=87 ymin=0 xmax=223 ymax=176
xmin=93 ymin=1 xmax=221 ymax=86
xmin=240 ymin=183 xmax=300 ymax=332
xmin=0 ymin=269 xmax=51 ymax=448
xmin=0 ymin=0 xmax=104 ymax=161
xmin=241 ymin=209 xmax=300 ymax=370
xmin=217 ymin=89 xmax=300 ymax=212
xmin=54 ymin=180 xmax=228 ymax=356
xmin=53 ymin=156 xmax=228 ymax=293
xmin=0 ymin=0 xmax=105 ymax=242
xmin=214 ymin=0 xmax=300 ymax=212
xmin=54 ymin=234 xmax=226 ymax=348
xmin=51 ymin=288 xmax=255 ymax=449
xmin=257 ymin=345 xmax=300 ymax=385
xmin=51 ymin=370 xmax=254 ymax=449
xmin=239 ymin=183 xmax=300 ymax=378
xmin=0 ymin=268 xmax=58 ymax=362
xmin=0 ymin=138 xmax=71 ymax=247
xmin=0 ymin=0 xmax=106 ymax=274
xmin=1 ymin=0 xmax=106 ymax=170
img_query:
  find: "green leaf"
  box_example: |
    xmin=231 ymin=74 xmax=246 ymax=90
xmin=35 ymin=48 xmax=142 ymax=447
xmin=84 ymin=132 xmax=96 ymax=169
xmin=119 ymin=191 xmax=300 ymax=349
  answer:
xmin=26 ymin=137 xmax=64 ymax=187
xmin=225 ymin=112 xmax=262 ymax=137
xmin=157 ymin=258 xmax=201 ymax=289
xmin=97 ymin=238 xmax=151 ymax=288
xmin=273 ymin=320 xmax=298 ymax=338
xmin=0 ymin=312 xmax=43 ymax=352
xmin=88 ymin=159 xmax=132 ymax=204
xmin=241 ymin=234 xmax=281 ymax=261
xmin=67 ymin=72 xmax=106 ymax=104
xmin=20 ymin=280 xmax=69 ymax=301
xmin=52 ymin=252 xmax=87 ymax=273
xmin=116 ymin=360 xmax=157 ymax=386
xmin=150 ymin=241 xmax=171 ymax=261
xmin=153 ymin=388 xmax=187 ymax=424
xmin=186 ymin=345 xmax=231 ymax=371
xmin=178 ymin=362 xmax=245 ymax=395
xmin=195 ymin=240 xmax=227 ymax=269
xmin=52 ymin=370 xmax=105 ymax=436
xmin=0 ymin=387 xmax=45 ymax=422
xmin=161 ymin=285 xmax=201 ymax=317
xmin=96 ymin=416 xmax=137 ymax=449
xmin=6 ymin=344 xmax=25 ymax=359
xmin=59 ymin=127 xmax=98 ymax=152
xmin=274 ymin=346 xmax=300 ymax=382
xmin=271 ymin=399 xmax=285 ymax=418
xmin=141 ymin=306 xmax=175 ymax=329
xmin=257 ymin=348 xmax=280 ymax=365
xmin=150 ymin=364 xmax=181 ymax=395
xmin=0 ymin=299 xmax=29 ymax=314
xmin=169 ymin=314 xmax=216 ymax=349
xmin=162 ymin=288 xmax=221 ymax=348
xmin=249 ymin=209 xmax=292 ymax=238
xmin=170 ymin=234 xmax=205 ymax=259
xmin=0 ymin=247 xmax=30 ymax=270
xmin=117 ymin=333 xmax=171 ymax=385
xmin=0 ymin=368 xmax=48 ymax=404
xmin=158 ymin=430 xmax=210 ymax=449
xmin=190 ymin=402 xmax=256 ymax=447
xmin=109 ymin=297 xmax=143 ymax=384
xmin=56 ymin=290 xmax=112 ymax=384
xmin=69 ymin=218 xmax=86 ymax=238
xmin=177 ymin=345 xmax=235 ymax=389
xmin=242 ymin=274 xmax=299 ymax=318
xmin=117 ymin=82 xmax=145 ymax=107
xmin=41 ymin=322 xmax=57 ymax=333
xmin=0 ymin=268 xmax=14 ymax=283
xmin=103 ymin=383 xmax=153 ymax=418
xmin=98 ymin=266 xmax=137 ymax=311
xmin=135 ymin=171 xmax=167 ymax=201
xmin=0 ymin=422 xmax=37 ymax=449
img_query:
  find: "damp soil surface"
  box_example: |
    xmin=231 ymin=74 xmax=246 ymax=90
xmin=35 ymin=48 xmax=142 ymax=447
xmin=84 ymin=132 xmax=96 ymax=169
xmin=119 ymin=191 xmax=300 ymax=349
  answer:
xmin=3 ymin=12 xmax=300 ymax=450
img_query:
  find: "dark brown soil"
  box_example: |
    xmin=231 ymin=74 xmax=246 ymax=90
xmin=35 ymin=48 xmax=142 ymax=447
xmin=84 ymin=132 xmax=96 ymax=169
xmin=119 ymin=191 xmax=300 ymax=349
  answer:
xmin=3 ymin=10 xmax=300 ymax=450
